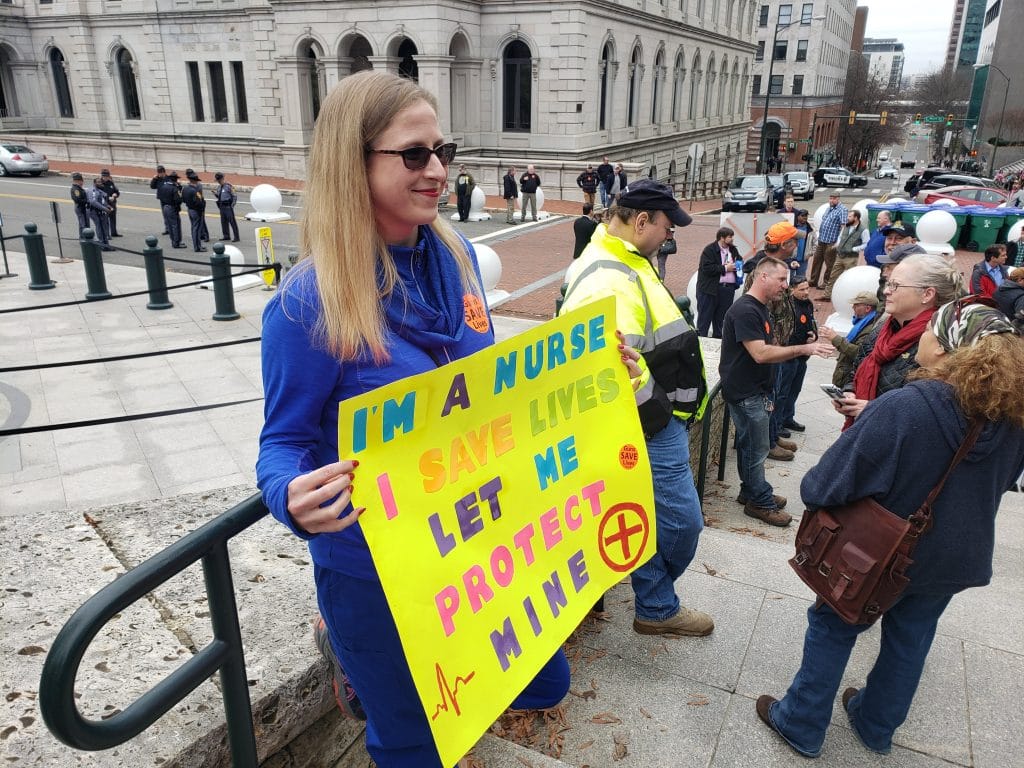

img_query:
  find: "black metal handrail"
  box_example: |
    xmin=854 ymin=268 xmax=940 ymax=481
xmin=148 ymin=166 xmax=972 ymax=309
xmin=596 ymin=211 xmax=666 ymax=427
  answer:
xmin=40 ymin=493 xmax=270 ymax=765
xmin=696 ymin=381 xmax=731 ymax=505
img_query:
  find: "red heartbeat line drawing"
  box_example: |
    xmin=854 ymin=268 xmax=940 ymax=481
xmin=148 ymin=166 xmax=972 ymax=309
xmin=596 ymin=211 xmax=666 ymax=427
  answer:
xmin=431 ymin=662 xmax=476 ymax=721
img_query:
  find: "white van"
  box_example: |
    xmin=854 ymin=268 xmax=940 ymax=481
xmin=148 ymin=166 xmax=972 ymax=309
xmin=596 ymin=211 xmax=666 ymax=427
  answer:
xmin=878 ymin=151 xmax=890 ymax=163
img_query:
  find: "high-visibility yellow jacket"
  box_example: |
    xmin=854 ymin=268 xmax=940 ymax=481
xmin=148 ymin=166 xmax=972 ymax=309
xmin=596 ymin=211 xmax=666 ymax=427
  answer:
xmin=560 ymin=224 xmax=709 ymax=435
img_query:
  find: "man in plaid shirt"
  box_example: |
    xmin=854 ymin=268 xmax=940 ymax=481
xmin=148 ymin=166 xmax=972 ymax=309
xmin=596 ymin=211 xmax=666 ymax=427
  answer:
xmin=808 ymin=193 xmax=848 ymax=290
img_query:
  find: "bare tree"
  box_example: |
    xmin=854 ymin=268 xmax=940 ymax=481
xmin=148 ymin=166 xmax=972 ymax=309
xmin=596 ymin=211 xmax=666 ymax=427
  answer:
xmin=838 ymin=55 xmax=903 ymax=168
xmin=911 ymin=66 xmax=971 ymax=118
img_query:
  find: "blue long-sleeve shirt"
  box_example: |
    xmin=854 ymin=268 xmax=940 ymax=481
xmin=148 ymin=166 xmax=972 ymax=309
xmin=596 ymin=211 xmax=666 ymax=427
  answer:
xmin=256 ymin=226 xmax=493 ymax=580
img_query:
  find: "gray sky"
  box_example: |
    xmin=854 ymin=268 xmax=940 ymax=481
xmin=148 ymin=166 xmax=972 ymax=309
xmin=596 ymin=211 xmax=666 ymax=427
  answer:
xmin=858 ymin=0 xmax=956 ymax=75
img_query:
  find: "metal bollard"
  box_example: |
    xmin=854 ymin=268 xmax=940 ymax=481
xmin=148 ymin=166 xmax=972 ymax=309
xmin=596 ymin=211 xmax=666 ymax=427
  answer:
xmin=210 ymin=242 xmax=239 ymax=321
xmin=22 ymin=222 xmax=56 ymax=290
xmin=142 ymin=235 xmax=173 ymax=310
xmin=80 ymin=228 xmax=112 ymax=300
xmin=554 ymin=282 xmax=568 ymax=317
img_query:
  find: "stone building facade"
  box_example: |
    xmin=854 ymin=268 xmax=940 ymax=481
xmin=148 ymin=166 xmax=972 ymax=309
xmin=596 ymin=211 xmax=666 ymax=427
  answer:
xmin=0 ymin=0 xmax=759 ymax=199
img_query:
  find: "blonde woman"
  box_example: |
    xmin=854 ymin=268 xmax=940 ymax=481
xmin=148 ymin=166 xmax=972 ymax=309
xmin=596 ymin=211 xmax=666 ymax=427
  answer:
xmin=256 ymin=71 xmax=569 ymax=767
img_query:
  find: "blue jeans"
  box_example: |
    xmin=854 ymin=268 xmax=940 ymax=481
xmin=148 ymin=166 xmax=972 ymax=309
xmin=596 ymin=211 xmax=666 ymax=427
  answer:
xmin=728 ymin=394 xmax=775 ymax=507
xmin=768 ymin=594 xmax=953 ymax=757
xmin=630 ymin=417 xmax=704 ymax=621
xmin=771 ymin=358 xmax=807 ymax=436
xmin=599 ymin=183 xmax=610 ymax=209
xmin=316 ymin=567 xmax=570 ymax=767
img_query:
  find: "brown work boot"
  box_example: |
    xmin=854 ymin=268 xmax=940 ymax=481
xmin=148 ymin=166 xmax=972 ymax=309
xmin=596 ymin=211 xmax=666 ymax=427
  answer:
xmin=736 ymin=493 xmax=787 ymax=509
xmin=633 ymin=606 xmax=714 ymax=637
xmin=744 ymin=502 xmax=793 ymax=527
xmin=776 ymin=437 xmax=798 ymax=452
xmin=768 ymin=446 xmax=795 ymax=461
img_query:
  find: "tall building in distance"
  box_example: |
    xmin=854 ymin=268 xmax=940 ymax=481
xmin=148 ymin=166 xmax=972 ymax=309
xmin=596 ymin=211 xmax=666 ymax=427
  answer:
xmin=970 ymin=0 xmax=1024 ymax=173
xmin=0 ymin=2 xmax=757 ymax=195
xmin=747 ymin=0 xmax=857 ymax=172
xmin=861 ymin=39 xmax=905 ymax=92
xmin=945 ymin=0 xmax=987 ymax=72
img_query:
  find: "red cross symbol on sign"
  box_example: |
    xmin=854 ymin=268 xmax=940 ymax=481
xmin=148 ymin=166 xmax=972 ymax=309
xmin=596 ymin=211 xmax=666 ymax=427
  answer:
xmin=597 ymin=502 xmax=651 ymax=572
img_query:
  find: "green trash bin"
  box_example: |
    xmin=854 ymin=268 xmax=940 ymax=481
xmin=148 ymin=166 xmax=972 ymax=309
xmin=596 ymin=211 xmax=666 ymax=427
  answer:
xmin=948 ymin=207 xmax=970 ymax=248
xmin=999 ymin=208 xmax=1024 ymax=242
xmin=965 ymin=208 xmax=1006 ymax=252
xmin=866 ymin=203 xmax=896 ymax=232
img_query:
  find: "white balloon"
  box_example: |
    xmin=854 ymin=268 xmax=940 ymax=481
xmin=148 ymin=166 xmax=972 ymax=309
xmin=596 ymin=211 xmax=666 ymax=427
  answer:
xmin=917 ymin=209 xmax=957 ymax=246
xmin=812 ymin=202 xmax=830 ymax=231
xmin=831 ymin=265 xmax=880 ymax=316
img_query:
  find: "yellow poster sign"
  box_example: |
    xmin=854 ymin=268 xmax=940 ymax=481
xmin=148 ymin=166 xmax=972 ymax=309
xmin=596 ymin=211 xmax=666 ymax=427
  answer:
xmin=256 ymin=226 xmax=275 ymax=287
xmin=338 ymin=297 xmax=655 ymax=766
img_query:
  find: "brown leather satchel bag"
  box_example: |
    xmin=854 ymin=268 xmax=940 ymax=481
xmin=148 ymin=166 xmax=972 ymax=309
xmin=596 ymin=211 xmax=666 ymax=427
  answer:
xmin=789 ymin=420 xmax=982 ymax=625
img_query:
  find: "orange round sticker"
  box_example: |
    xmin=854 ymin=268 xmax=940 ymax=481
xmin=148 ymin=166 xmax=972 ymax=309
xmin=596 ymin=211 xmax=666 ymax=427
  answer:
xmin=764 ymin=321 xmax=771 ymax=335
xmin=619 ymin=444 xmax=639 ymax=469
xmin=800 ymin=314 xmax=807 ymax=323
xmin=463 ymin=294 xmax=490 ymax=333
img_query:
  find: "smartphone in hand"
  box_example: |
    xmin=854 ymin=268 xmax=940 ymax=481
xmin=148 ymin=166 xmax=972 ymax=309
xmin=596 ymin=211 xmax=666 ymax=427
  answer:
xmin=820 ymin=384 xmax=847 ymax=401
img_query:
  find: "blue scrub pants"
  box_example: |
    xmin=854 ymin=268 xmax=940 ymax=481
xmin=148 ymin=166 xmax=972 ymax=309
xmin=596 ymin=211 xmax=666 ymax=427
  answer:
xmin=315 ymin=566 xmax=570 ymax=767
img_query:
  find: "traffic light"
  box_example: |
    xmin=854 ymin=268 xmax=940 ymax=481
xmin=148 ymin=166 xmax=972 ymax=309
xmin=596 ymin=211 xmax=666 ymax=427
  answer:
xmin=914 ymin=113 xmax=922 ymax=124
xmin=880 ymin=111 xmax=888 ymax=126
xmin=946 ymin=114 xmax=954 ymax=126
xmin=849 ymin=110 xmax=856 ymax=125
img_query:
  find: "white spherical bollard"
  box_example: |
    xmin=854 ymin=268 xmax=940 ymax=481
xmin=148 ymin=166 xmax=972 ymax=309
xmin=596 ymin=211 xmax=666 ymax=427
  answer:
xmin=812 ymin=202 xmax=830 ymax=231
xmin=1008 ymin=220 xmax=1024 ymax=242
xmin=852 ymin=198 xmax=877 ymax=220
xmin=516 ymin=188 xmax=546 ymax=221
xmin=917 ymin=209 xmax=957 ymax=246
xmin=474 ymin=243 xmax=509 ymax=307
xmin=930 ymin=198 xmax=957 ymax=208
xmin=830 ymin=265 xmax=880 ymax=320
xmin=469 ymin=186 xmax=486 ymax=216
xmin=245 ymin=184 xmax=291 ymax=222
xmin=222 ymin=243 xmax=245 ymax=268
xmin=686 ymin=272 xmax=699 ymax=309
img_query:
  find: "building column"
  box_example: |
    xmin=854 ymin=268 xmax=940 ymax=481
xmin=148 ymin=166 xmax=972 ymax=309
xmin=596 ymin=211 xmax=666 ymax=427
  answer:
xmin=413 ymin=54 xmax=455 ymax=134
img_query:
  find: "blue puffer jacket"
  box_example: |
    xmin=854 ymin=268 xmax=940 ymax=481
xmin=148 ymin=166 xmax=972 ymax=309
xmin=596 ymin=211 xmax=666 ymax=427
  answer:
xmin=256 ymin=226 xmax=493 ymax=580
xmin=801 ymin=379 xmax=1024 ymax=595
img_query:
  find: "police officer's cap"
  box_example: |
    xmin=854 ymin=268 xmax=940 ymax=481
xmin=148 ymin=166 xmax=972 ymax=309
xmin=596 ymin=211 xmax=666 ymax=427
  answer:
xmin=215 ymin=172 xmax=224 ymax=180
xmin=168 ymin=171 xmax=179 ymax=179
xmin=71 ymin=172 xmax=83 ymax=180
xmin=157 ymin=165 xmax=166 ymax=172
xmin=100 ymin=169 xmax=111 ymax=176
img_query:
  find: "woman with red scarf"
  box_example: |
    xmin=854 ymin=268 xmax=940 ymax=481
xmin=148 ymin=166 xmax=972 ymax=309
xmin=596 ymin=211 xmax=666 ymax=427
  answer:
xmin=835 ymin=254 xmax=965 ymax=427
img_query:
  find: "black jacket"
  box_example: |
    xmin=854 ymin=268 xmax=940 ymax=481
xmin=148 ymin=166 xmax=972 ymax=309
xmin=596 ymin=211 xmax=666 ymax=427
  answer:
xmin=696 ymin=240 xmax=741 ymax=296
xmin=157 ymin=179 xmax=182 ymax=208
xmin=519 ymin=173 xmax=541 ymax=193
xmin=576 ymin=171 xmax=598 ymax=193
xmin=572 ymin=216 xmax=598 ymax=259
xmin=70 ymin=183 xmax=87 ymax=209
xmin=182 ymin=184 xmax=206 ymax=212
xmin=502 ymin=173 xmax=518 ymax=200
xmin=98 ymin=179 xmax=119 ymax=209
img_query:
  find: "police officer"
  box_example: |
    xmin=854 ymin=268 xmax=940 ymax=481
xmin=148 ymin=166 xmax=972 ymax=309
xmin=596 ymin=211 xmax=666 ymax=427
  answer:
xmin=70 ymin=172 xmax=88 ymax=235
xmin=157 ymin=171 xmax=187 ymax=248
xmin=185 ymin=169 xmax=210 ymax=243
xmin=98 ymin=169 xmax=121 ymax=237
xmin=85 ymin=177 xmax=113 ymax=250
xmin=181 ymin=171 xmax=208 ymax=252
xmin=214 ymin=172 xmax=240 ymax=242
xmin=151 ymin=165 xmax=169 ymax=234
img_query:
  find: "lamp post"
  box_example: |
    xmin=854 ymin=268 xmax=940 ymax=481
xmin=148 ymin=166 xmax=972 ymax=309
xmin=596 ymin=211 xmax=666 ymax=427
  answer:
xmin=757 ymin=14 xmax=824 ymax=174
xmin=983 ymin=64 xmax=1010 ymax=178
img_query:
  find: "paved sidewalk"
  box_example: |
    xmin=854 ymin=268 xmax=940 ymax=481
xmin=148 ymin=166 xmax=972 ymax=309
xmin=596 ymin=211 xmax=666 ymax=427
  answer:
xmin=1 ymin=240 xmax=1020 ymax=767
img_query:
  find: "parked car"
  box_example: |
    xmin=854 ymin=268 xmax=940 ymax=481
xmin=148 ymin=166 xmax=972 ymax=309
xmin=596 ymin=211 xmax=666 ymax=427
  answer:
xmin=918 ymin=173 xmax=1000 ymax=192
xmin=915 ymin=185 xmax=1009 ymax=208
xmin=878 ymin=151 xmax=890 ymax=164
xmin=0 ymin=143 xmax=48 ymax=177
xmin=812 ymin=166 xmax=868 ymax=188
xmin=904 ymin=167 xmax=956 ymax=194
xmin=784 ymin=170 xmax=815 ymax=200
xmin=876 ymin=164 xmax=898 ymax=179
xmin=722 ymin=175 xmax=773 ymax=212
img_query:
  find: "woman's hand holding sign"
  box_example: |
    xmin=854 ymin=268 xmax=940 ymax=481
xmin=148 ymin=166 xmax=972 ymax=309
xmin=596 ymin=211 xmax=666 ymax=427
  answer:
xmin=287 ymin=459 xmax=363 ymax=534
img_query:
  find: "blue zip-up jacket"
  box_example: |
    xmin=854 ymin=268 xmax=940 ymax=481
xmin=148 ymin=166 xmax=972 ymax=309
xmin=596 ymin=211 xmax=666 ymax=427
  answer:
xmin=256 ymin=226 xmax=493 ymax=580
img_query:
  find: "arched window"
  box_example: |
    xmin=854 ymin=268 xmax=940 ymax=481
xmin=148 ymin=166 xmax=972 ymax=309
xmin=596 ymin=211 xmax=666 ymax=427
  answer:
xmin=668 ymin=159 xmax=676 ymax=187
xmin=350 ymin=37 xmax=372 ymax=73
xmin=651 ymin=50 xmax=664 ymax=124
xmin=627 ymin=46 xmax=640 ymax=128
xmin=703 ymin=56 xmax=715 ymax=117
xmin=303 ymin=44 xmax=321 ymax=122
xmin=49 ymin=48 xmax=74 ymax=118
xmin=116 ymin=48 xmax=141 ymax=120
xmin=729 ymin=62 xmax=739 ymax=116
xmin=599 ymin=43 xmax=611 ymax=130
xmin=717 ymin=59 xmax=728 ymax=116
xmin=502 ymin=40 xmax=531 ymax=132
xmin=397 ymin=39 xmax=418 ymax=81
xmin=671 ymin=51 xmax=684 ymax=122
xmin=688 ymin=53 xmax=701 ymax=119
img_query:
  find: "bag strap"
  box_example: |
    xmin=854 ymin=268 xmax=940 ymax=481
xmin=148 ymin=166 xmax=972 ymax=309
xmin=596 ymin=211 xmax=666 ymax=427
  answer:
xmin=907 ymin=419 xmax=984 ymax=535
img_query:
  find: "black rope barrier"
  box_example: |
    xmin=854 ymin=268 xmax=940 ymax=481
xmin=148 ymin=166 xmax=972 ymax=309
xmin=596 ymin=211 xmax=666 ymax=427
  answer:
xmin=160 ymin=254 xmax=226 ymax=266
xmin=0 ymin=397 xmax=265 ymax=438
xmin=0 ymin=264 xmax=281 ymax=314
xmin=0 ymin=337 xmax=261 ymax=374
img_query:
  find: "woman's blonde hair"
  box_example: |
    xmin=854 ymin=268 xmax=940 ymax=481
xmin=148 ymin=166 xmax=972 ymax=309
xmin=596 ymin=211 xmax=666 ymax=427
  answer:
xmin=899 ymin=254 xmax=966 ymax=306
xmin=913 ymin=333 xmax=1024 ymax=428
xmin=296 ymin=71 xmax=480 ymax=362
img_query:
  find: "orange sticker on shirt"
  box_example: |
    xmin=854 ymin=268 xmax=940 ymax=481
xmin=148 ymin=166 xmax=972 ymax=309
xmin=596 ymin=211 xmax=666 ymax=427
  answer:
xmin=764 ymin=321 xmax=771 ymax=335
xmin=800 ymin=314 xmax=807 ymax=324
xmin=463 ymin=294 xmax=490 ymax=333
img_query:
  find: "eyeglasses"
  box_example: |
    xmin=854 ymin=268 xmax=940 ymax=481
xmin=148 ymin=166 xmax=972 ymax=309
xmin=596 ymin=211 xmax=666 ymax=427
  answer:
xmin=883 ymin=280 xmax=926 ymax=292
xmin=367 ymin=142 xmax=457 ymax=170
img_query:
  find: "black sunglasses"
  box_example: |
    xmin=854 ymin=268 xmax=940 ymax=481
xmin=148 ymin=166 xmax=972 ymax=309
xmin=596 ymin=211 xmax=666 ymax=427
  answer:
xmin=367 ymin=142 xmax=457 ymax=171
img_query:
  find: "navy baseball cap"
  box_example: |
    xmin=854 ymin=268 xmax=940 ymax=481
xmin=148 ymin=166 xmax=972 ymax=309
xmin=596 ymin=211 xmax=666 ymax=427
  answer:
xmin=618 ymin=179 xmax=693 ymax=227
xmin=881 ymin=222 xmax=916 ymax=239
